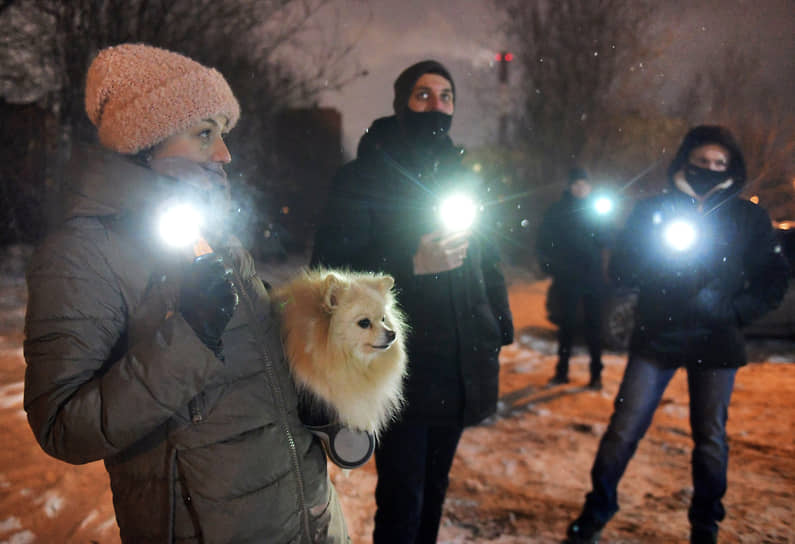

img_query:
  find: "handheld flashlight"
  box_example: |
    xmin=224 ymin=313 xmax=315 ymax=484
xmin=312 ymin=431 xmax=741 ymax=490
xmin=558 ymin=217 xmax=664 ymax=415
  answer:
xmin=157 ymin=202 xmax=214 ymax=256
xmin=439 ymin=193 xmax=477 ymax=232
xmin=663 ymin=219 xmax=697 ymax=252
xmin=593 ymin=196 xmax=614 ymax=215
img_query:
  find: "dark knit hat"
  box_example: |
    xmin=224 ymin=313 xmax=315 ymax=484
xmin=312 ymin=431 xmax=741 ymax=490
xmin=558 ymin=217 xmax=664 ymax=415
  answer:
xmin=667 ymin=125 xmax=746 ymax=186
xmin=392 ymin=60 xmax=455 ymax=118
xmin=567 ymin=166 xmax=589 ymax=185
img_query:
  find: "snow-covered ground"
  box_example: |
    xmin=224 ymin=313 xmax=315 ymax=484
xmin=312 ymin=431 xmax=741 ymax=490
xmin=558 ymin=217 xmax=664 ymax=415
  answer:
xmin=0 ymin=246 xmax=793 ymax=543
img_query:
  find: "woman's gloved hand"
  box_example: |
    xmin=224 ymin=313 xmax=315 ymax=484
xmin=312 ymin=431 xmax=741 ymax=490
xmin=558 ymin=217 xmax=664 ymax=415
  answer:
xmin=179 ymin=253 xmax=239 ymax=358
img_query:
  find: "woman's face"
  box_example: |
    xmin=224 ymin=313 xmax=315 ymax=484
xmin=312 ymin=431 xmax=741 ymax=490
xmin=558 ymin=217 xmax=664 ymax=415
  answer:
xmin=687 ymin=144 xmax=730 ymax=172
xmin=407 ymin=73 xmax=455 ymax=115
xmin=152 ymin=115 xmax=232 ymax=165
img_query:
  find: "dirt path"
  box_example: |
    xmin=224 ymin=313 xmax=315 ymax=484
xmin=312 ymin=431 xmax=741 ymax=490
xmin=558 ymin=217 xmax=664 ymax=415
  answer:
xmin=1 ymin=277 xmax=793 ymax=543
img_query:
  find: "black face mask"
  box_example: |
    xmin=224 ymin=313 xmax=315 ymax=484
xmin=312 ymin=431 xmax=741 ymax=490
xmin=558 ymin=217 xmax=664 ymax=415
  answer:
xmin=684 ymin=164 xmax=730 ymax=195
xmin=402 ymin=110 xmax=452 ymax=143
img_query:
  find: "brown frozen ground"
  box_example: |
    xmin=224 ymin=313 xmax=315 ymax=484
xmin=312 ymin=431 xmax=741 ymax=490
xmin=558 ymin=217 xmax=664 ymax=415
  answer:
xmin=0 ymin=273 xmax=793 ymax=543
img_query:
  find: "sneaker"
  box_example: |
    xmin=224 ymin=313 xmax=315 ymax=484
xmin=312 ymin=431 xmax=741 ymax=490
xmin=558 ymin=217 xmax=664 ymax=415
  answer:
xmin=547 ymin=374 xmax=570 ymax=386
xmin=586 ymin=376 xmax=603 ymax=390
xmin=565 ymin=515 xmax=604 ymax=544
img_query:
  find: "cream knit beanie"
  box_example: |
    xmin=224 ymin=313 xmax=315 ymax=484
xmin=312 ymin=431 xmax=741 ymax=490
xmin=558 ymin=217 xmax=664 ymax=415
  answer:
xmin=85 ymin=43 xmax=240 ymax=154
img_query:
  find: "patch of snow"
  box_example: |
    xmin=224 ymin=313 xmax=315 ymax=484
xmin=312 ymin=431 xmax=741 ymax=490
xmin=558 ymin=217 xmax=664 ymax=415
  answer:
xmin=78 ymin=509 xmax=98 ymax=529
xmin=0 ymin=383 xmax=24 ymax=410
xmin=3 ymin=530 xmax=35 ymax=544
xmin=96 ymin=516 xmax=119 ymax=533
xmin=38 ymin=491 xmax=64 ymax=518
xmin=0 ymin=517 xmax=22 ymax=533
xmin=769 ymin=354 xmax=795 ymax=363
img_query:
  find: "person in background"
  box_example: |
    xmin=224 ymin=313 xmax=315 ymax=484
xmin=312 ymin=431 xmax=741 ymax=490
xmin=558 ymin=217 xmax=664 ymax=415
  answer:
xmin=536 ymin=167 xmax=611 ymax=389
xmin=564 ymin=125 xmax=789 ymax=544
xmin=23 ymin=43 xmax=348 ymax=543
xmin=311 ymin=60 xmax=514 ymax=544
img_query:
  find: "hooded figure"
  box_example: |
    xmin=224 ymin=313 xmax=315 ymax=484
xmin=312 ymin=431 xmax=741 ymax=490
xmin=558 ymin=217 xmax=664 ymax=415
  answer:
xmin=311 ymin=60 xmax=513 ymax=544
xmin=23 ymin=43 xmax=348 ymax=543
xmin=536 ymin=166 xmax=613 ymax=389
xmin=565 ymin=126 xmax=789 ymax=544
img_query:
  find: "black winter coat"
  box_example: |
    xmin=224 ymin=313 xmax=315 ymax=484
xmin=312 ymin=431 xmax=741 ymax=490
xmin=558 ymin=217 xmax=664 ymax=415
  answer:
xmin=536 ymin=191 xmax=612 ymax=288
xmin=610 ymin=185 xmax=789 ymax=369
xmin=311 ymin=116 xmax=513 ymax=427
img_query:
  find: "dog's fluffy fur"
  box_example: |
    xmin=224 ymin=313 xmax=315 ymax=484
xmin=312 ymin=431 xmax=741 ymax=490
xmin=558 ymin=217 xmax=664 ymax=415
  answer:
xmin=273 ymin=268 xmax=408 ymax=436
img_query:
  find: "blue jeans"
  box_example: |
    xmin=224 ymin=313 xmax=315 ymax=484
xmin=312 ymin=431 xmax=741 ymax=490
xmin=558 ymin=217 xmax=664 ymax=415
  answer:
xmin=373 ymin=422 xmax=463 ymax=544
xmin=583 ymin=354 xmax=736 ymax=534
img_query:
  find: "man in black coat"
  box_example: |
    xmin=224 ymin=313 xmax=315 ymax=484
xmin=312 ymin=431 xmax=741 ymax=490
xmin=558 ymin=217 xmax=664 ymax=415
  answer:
xmin=311 ymin=60 xmax=513 ymax=544
xmin=536 ymin=167 xmax=613 ymax=389
xmin=565 ymin=126 xmax=790 ymax=544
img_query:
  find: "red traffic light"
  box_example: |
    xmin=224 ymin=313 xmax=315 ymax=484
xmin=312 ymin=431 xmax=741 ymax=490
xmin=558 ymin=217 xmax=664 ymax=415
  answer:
xmin=504 ymin=52 xmax=514 ymax=62
xmin=496 ymin=51 xmax=514 ymax=62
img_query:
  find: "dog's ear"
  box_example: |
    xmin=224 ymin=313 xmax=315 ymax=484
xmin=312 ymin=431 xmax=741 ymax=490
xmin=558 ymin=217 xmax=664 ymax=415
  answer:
xmin=322 ymin=273 xmax=345 ymax=313
xmin=374 ymin=274 xmax=395 ymax=295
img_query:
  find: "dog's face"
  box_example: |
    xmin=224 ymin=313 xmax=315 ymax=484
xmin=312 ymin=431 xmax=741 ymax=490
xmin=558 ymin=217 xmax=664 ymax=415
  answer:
xmin=323 ymin=273 xmax=399 ymax=365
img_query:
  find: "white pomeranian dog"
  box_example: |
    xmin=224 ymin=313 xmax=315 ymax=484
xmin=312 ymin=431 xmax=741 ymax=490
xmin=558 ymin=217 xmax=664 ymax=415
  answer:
xmin=273 ymin=268 xmax=408 ymax=437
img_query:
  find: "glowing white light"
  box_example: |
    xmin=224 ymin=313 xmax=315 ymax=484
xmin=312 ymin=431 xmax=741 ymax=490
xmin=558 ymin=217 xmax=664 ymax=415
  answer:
xmin=594 ymin=197 xmax=613 ymax=215
xmin=663 ymin=220 xmax=697 ymax=252
xmin=158 ymin=203 xmax=203 ymax=248
xmin=440 ymin=194 xmax=477 ymax=232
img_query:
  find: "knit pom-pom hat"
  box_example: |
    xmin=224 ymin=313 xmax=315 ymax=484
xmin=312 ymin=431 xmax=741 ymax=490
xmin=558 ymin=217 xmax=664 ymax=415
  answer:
xmin=85 ymin=43 xmax=240 ymax=154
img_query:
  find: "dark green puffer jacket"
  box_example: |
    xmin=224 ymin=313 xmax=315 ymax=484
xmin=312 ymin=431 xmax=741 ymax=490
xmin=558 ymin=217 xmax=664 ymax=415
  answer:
xmin=23 ymin=145 xmax=348 ymax=543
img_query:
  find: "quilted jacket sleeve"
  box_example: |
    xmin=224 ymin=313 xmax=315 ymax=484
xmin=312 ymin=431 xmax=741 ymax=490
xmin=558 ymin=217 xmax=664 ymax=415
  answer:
xmin=23 ymin=225 xmax=225 ymax=464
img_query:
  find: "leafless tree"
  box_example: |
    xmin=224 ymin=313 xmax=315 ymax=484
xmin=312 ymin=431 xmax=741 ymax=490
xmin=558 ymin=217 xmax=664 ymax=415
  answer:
xmin=494 ymin=0 xmax=660 ymax=183
xmin=674 ymin=45 xmax=795 ymax=218
xmin=0 ymin=0 xmax=367 ymax=244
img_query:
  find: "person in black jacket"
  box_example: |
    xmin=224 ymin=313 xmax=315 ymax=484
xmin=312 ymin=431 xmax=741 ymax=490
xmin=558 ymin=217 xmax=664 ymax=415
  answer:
xmin=536 ymin=167 xmax=612 ymax=389
xmin=311 ymin=60 xmax=514 ymax=544
xmin=564 ymin=126 xmax=790 ymax=544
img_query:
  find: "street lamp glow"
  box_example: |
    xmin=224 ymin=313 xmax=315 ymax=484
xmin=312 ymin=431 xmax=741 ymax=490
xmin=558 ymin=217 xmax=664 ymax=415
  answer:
xmin=158 ymin=203 xmax=203 ymax=248
xmin=440 ymin=193 xmax=477 ymax=232
xmin=663 ymin=219 xmax=697 ymax=252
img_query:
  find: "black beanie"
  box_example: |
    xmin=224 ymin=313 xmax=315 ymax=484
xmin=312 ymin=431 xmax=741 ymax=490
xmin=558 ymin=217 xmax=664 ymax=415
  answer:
xmin=393 ymin=60 xmax=456 ymax=118
xmin=667 ymin=125 xmax=746 ymax=186
xmin=567 ymin=166 xmax=589 ymax=185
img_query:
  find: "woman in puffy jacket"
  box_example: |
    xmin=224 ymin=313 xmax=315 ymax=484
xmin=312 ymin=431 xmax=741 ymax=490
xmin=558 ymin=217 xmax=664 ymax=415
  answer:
xmin=23 ymin=43 xmax=348 ymax=543
xmin=564 ymin=125 xmax=789 ymax=544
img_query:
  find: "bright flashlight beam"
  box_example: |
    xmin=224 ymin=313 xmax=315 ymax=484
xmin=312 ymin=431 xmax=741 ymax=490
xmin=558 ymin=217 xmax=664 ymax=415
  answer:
xmin=158 ymin=203 xmax=203 ymax=248
xmin=594 ymin=197 xmax=613 ymax=215
xmin=663 ymin=220 xmax=697 ymax=252
xmin=440 ymin=194 xmax=477 ymax=232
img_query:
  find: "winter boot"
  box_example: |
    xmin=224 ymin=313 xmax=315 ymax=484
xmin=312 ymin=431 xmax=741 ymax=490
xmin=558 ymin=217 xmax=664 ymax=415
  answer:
xmin=547 ymin=372 xmax=569 ymax=386
xmin=548 ymin=358 xmax=570 ymax=386
xmin=565 ymin=513 xmax=604 ymax=543
xmin=586 ymin=375 xmax=603 ymax=391
xmin=690 ymin=526 xmax=718 ymax=544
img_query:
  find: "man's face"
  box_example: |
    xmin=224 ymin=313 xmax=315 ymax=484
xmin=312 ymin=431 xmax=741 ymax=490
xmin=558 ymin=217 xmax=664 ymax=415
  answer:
xmin=407 ymin=74 xmax=454 ymax=115
xmin=687 ymin=144 xmax=730 ymax=172
xmin=570 ymin=179 xmax=592 ymax=199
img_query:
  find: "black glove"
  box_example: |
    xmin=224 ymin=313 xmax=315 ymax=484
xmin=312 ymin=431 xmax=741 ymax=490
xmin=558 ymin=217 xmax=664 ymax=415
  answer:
xmin=691 ymin=280 xmax=737 ymax=328
xmin=179 ymin=253 xmax=239 ymax=359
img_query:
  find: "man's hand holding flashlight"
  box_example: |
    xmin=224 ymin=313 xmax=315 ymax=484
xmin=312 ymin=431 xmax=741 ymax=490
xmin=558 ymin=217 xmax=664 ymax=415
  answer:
xmin=413 ymin=230 xmax=470 ymax=275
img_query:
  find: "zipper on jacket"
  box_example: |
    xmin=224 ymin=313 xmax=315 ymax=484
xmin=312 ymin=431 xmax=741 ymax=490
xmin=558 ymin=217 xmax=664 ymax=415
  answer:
xmin=229 ymin=256 xmax=312 ymax=541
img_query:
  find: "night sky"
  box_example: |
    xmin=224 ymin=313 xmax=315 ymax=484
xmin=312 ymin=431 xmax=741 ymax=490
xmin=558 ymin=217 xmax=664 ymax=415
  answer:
xmin=315 ymin=0 xmax=794 ymax=156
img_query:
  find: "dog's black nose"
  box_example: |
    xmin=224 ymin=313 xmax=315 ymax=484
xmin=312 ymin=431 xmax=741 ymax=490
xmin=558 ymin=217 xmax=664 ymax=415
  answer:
xmin=385 ymin=330 xmax=396 ymax=342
